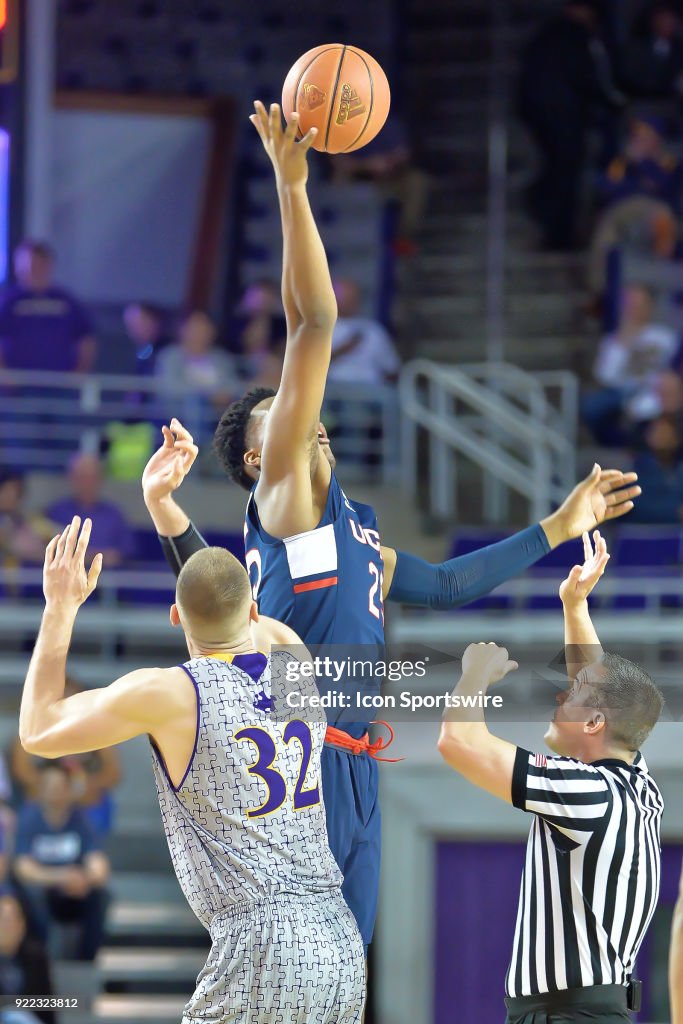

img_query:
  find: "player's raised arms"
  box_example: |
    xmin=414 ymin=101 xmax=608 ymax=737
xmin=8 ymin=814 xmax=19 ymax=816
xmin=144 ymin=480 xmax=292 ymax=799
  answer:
xmin=248 ymin=101 xmax=336 ymax=538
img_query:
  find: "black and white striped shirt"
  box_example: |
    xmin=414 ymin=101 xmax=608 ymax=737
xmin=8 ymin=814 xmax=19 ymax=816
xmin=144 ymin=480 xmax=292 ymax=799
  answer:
xmin=506 ymin=747 xmax=663 ymax=997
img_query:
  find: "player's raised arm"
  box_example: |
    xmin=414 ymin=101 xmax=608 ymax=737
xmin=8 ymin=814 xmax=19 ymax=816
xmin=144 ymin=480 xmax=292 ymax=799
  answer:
xmin=381 ymin=464 xmax=639 ymax=603
xmin=142 ymin=421 xmax=209 ymax=576
xmin=19 ymin=518 xmax=189 ymax=757
xmin=249 ymin=101 xmax=336 ymax=533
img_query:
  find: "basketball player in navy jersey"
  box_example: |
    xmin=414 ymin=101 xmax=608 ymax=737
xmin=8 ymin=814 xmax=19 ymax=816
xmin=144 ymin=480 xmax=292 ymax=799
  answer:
xmin=143 ymin=101 xmax=642 ymax=950
xmin=19 ymin=515 xmax=365 ymax=1023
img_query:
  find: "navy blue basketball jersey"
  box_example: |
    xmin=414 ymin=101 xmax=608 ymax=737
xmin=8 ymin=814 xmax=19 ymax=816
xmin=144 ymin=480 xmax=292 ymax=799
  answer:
xmin=244 ymin=474 xmax=385 ymax=733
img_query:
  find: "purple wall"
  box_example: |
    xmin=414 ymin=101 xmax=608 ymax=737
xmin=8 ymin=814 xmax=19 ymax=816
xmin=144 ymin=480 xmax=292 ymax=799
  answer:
xmin=434 ymin=841 xmax=525 ymax=1023
xmin=434 ymin=840 xmax=683 ymax=1023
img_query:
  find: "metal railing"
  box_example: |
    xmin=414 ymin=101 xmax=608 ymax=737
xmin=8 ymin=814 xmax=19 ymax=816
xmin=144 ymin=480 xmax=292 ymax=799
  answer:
xmin=400 ymin=359 xmax=578 ymax=523
xmin=0 ymin=369 xmax=401 ymax=482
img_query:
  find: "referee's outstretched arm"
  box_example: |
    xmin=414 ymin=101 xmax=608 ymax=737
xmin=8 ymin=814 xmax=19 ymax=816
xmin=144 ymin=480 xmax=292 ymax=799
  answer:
xmin=670 ymin=863 xmax=683 ymax=1024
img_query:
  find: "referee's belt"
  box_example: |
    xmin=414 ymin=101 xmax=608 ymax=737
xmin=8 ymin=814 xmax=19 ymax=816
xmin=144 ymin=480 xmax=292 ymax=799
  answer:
xmin=324 ymin=721 xmax=403 ymax=762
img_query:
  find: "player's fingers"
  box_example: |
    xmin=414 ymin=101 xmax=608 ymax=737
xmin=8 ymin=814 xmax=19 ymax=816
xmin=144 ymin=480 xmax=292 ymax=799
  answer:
xmin=86 ymin=552 xmax=103 ymax=594
xmin=582 ymin=531 xmax=592 ymax=562
xmin=249 ymin=113 xmax=266 ymax=142
xmin=253 ymin=100 xmax=270 ymax=136
xmin=505 ymin=661 xmax=519 ymax=674
xmin=605 ymin=484 xmax=641 ymax=506
xmin=598 ymin=471 xmax=639 ymax=493
xmin=61 ymin=516 xmax=82 ymax=561
xmin=169 ymin=418 xmax=194 ymax=446
xmin=174 ymin=439 xmax=198 ymax=457
xmin=74 ymin=518 xmax=92 ymax=563
xmin=599 ymin=469 xmax=638 ymax=485
xmin=283 ymin=111 xmax=300 ymax=141
xmin=161 ymin=425 xmax=175 ymax=448
xmin=269 ymin=102 xmax=282 ymax=138
xmin=604 ymin=500 xmax=635 ymax=520
xmin=44 ymin=534 xmax=60 ymax=568
xmin=54 ymin=521 xmax=73 ymax=562
xmin=298 ymin=126 xmax=318 ymax=152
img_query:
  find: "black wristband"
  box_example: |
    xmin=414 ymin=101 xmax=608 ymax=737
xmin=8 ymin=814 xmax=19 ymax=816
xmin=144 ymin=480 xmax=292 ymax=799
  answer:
xmin=158 ymin=522 xmax=209 ymax=577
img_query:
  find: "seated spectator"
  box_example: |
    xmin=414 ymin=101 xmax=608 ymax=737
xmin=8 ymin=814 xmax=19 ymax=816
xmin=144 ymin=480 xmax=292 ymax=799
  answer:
xmin=328 ymin=115 xmax=428 ymax=254
xmin=328 ymin=280 xmax=400 ymax=385
xmin=0 ymin=891 xmax=55 ymax=1024
xmin=0 ymin=472 xmax=54 ymax=595
xmin=13 ymin=763 xmax=109 ymax=962
xmin=122 ymin=301 xmax=170 ymax=380
xmin=598 ymin=115 xmax=681 ymax=210
xmin=582 ymin=283 xmax=679 ymax=444
xmin=155 ymin=310 xmax=238 ymax=439
xmin=47 ymin=454 xmax=132 ymax=568
xmin=589 ymin=116 xmax=681 ymax=295
xmin=0 ymin=240 xmax=96 ymax=374
xmin=10 ymin=680 xmax=121 ymax=838
xmin=620 ymin=2 xmax=683 ymax=100
xmin=629 ymin=413 xmax=683 ymax=522
xmin=230 ymin=280 xmax=285 ymax=388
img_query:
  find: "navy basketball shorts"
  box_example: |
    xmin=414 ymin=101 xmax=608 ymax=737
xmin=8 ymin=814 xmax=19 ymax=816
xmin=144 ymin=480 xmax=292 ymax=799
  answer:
xmin=320 ymin=744 xmax=381 ymax=948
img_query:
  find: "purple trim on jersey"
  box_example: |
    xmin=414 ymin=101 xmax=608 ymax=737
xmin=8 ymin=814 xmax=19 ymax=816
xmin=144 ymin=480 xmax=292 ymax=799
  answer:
xmin=232 ymin=652 xmax=268 ymax=686
xmin=149 ymin=665 xmax=201 ymax=794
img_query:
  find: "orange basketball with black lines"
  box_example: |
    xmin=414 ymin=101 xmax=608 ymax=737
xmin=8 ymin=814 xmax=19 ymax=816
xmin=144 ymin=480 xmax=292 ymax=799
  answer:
xmin=282 ymin=44 xmax=390 ymax=154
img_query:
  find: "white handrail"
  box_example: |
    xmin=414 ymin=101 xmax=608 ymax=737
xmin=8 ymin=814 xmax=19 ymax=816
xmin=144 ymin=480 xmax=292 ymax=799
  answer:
xmin=399 ymin=359 xmax=578 ymax=523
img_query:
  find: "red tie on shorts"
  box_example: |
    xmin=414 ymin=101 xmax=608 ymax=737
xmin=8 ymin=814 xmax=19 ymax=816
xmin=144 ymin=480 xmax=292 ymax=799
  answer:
xmin=324 ymin=721 xmax=404 ymax=762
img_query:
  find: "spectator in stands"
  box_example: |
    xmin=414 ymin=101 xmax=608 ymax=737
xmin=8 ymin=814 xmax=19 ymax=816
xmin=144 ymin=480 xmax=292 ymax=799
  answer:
xmin=620 ymin=2 xmax=683 ymax=100
xmin=122 ymin=301 xmax=169 ymax=379
xmin=328 ymin=279 xmax=400 ymax=385
xmin=0 ymin=891 xmax=55 ymax=1024
xmin=13 ymin=763 xmax=109 ymax=962
xmin=328 ymin=115 xmax=428 ymax=255
xmin=582 ymin=282 xmax=679 ymax=444
xmin=47 ymin=454 xmax=132 ymax=568
xmin=588 ymin=115 xmax=681 ymax=296
xmin=519 ymin=0 xmax=624 ymax=250
xmin=628 ymin=412 xmax=683 ymax=521
xmin=231 ymin=280 xmax=285 ymax=388
xmin=0 ymin=471 xmax=54 ymax=573
xmin=10 ymin=680 xmax=121 ymax=838
xmin=0 ymin=241 xmax=96 ymax=374
xmin=155 ymin=310 xmax=238 ymax=438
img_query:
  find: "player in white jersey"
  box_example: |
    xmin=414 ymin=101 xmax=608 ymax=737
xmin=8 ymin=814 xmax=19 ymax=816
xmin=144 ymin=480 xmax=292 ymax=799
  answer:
xmin=18 ymin=515 xmax=365 ymax=1023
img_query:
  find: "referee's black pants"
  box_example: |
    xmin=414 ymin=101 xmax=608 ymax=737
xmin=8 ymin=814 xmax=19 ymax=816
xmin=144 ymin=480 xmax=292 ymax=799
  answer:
xmin=505 ymin=984 xmax=630 ymax=1023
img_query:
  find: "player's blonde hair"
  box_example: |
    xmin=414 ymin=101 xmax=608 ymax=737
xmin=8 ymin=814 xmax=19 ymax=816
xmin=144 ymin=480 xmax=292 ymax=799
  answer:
xmin=176 ymin=547 xmax=252 ymax=639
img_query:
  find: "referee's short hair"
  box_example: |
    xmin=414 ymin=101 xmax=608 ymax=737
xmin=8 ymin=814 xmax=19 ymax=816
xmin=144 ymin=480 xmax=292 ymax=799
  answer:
xmin=588 ymin=653 xmax=664 ymax=751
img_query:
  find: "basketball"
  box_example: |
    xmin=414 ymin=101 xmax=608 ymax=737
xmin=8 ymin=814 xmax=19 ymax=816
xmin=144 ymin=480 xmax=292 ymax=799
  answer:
xmin=282 ymin=44 xmax=391 ymax=154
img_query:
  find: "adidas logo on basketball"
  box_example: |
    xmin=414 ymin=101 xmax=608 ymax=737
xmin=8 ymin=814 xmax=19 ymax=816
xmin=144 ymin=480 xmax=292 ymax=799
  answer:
xmin=335 ymin=83 xmax=366 ymax=124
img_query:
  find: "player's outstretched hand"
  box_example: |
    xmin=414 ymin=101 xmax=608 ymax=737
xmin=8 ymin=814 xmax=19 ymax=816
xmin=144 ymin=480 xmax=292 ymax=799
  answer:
xmin=142 ymin=419 xmax=198 ymax=507
xmin=43 ymin=517 xmax=102 ymax=611
xmin=544 ymin=464 xmax=641 ymax=545
xmin=461 ymin=642 xmax=518 ymax=685
xmin=559 ymin=530 xmax=609 ymax=608
xmin=249 ymin=100 xmax=317 ymax=187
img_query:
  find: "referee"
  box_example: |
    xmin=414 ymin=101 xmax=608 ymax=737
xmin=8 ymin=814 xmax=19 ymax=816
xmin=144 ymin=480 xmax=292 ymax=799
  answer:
xmin=437 ymin=531 xmax=664 ymax=1023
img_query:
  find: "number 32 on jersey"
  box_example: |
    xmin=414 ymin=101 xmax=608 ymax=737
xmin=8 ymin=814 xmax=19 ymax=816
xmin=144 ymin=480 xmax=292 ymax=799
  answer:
xmin=235 ymin=721 xmax=321 ymax=819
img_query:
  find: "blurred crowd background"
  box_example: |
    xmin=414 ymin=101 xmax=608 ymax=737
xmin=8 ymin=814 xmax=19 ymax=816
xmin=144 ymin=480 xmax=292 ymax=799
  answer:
xmin=1 ymin=2 xmax=683 ymax=1023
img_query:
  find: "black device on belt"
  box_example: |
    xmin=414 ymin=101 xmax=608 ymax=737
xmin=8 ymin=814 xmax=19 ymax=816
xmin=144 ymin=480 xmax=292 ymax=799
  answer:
xmin=626 ymin=979 xmax=642 ymax=1012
